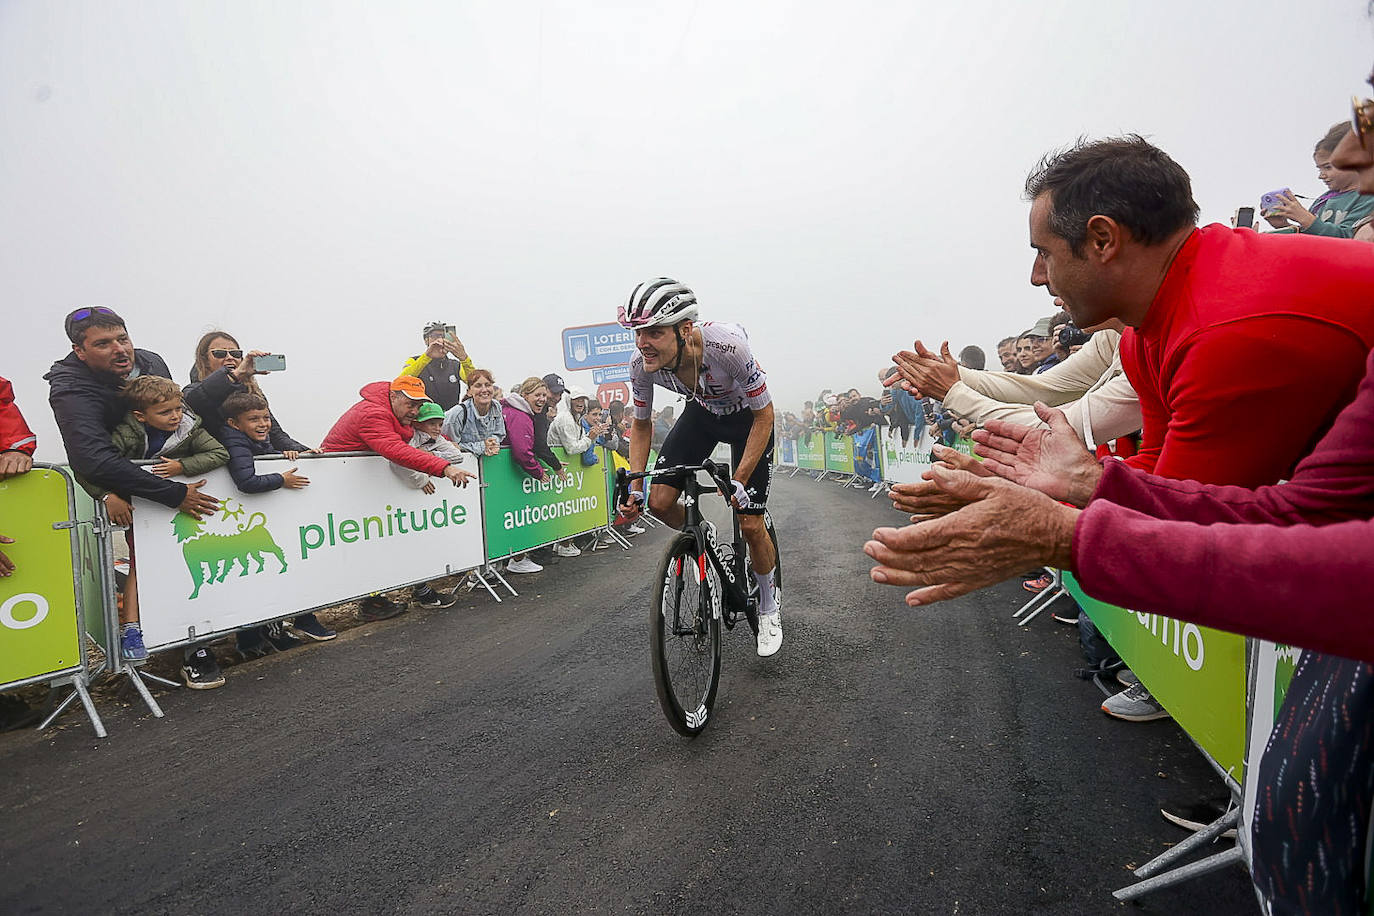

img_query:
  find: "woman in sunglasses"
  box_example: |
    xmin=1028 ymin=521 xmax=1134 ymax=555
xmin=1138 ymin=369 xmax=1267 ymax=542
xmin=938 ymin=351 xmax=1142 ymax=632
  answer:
xmin=183 ymin=331 xmax=312 ymax=457
xmin=182 ymin=331 xmax=332 ymax=650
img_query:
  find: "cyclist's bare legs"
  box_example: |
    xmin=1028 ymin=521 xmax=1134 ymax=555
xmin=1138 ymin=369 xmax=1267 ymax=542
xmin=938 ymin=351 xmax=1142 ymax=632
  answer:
xmin=647 ymin=482 xmax=686 ymax=528
xmin=738 ymin=514 xmax=775 ymax=576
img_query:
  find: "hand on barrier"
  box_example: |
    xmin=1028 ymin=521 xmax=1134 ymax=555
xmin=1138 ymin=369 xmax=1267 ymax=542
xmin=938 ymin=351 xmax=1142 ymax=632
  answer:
xmin=0 ymin=534 xmax=14 ymax=577
xmin=103 ymin=493 xmax=134 ymax=527
xmin=422 ymin=481 xmax=436 ymax=495
xmin=150 ymin=457 xmax=184 ymax=478
xmin=728 ymin=478 xmax=751 ymax=510
xmin=866 ymin=467 xmax=1079 ymax=607
xmin=177 ymin=480 xmax=221 ymax=520
xmin=281 ymin=468 xmax=310 ymax=489
xmin=0 ymin=450 xmax=33 ymax=479
xmin=974 ymin=403 xmax=1103 ymax=508
xmin=483 ymin=437 xmax=501 ymax=457
xmin=444 ymin=465 xmax=476 ymax=487
xmin=283 ymin=448 xmax=320 ymax=461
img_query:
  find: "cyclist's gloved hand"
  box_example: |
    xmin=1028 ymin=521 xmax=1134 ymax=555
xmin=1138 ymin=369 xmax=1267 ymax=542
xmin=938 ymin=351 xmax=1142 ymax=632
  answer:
xmin=729 ymin=479 xmax=751 ymax=509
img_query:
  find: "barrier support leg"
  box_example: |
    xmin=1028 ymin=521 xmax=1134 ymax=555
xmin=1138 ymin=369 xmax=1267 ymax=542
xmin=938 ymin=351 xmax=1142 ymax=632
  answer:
xmin=470 ymin=567 xmax=503 ymax=603
xmin=124 ymin=665 xmax=170 ymax=715
xmin=1113 ymin=846 xmax=1245 ymax=901
xmin=604 ymin=525 xmax=633 ymax=549
xmin=1133 ymin=807 xmax=1240 ymax=879
xmin=37 ymin=676 xmax=108 ymax=738
xmin=485 ymin=564 xmax=519 ymax=597
xmin=1013 ymin=568 xmax=1068 ymax=625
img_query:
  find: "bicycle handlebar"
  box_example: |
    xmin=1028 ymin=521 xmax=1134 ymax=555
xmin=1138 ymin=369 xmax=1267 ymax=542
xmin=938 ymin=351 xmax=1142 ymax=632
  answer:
xmin=613 ymin=460 xmax=734 ymax=511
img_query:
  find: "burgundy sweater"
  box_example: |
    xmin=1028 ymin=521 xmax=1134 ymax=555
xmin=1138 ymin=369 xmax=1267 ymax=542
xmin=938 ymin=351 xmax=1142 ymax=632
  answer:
xmin=1073 ymin=350 xmax=1374 ymax=662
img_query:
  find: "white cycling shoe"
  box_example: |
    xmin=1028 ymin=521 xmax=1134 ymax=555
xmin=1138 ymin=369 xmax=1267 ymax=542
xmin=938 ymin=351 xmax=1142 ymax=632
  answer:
xmin=756 ymin=612 xmax=783 ymax=657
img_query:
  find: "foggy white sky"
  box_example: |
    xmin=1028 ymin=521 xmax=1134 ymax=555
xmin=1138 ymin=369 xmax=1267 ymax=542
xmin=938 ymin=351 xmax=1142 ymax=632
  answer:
xmin=4 ymin=1 xmax=1372 ymax=460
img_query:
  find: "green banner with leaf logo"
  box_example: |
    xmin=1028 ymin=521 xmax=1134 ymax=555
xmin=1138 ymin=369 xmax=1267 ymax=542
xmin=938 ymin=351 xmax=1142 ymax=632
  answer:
xmin=823 ymin=432 xmax=855 ymax=474
xmin=481 ymin=447 xmax=609 ymax=558
xmin=0 ymin=468 xmax=84 ymax=687
xmin=1064 ymin=573 xmax=1246 ymax=776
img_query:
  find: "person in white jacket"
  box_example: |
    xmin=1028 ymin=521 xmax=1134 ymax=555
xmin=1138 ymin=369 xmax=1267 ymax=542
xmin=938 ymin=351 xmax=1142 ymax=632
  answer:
xmin=547 ymin=385 xmax=596 ymax=455
xmin=544 ymin=386 xmax=609 ymax=555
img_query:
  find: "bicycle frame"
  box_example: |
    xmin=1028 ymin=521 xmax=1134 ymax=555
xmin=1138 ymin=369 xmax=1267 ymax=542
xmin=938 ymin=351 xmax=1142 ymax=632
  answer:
xmin=616 ymin=461 xmax=756 ymax=625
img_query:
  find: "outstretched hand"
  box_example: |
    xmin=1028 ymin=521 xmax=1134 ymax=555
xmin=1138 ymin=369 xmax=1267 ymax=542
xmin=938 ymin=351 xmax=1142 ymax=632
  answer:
xmin=973 ymin=403 xmax=1102 ymax=507
xmin=888 ymin=443 xmax=994 ymax=519
xmin=865 ymin=466 xmax=1079 ymax=606
xmin=886 ymin=340 xmax=961 ymax=401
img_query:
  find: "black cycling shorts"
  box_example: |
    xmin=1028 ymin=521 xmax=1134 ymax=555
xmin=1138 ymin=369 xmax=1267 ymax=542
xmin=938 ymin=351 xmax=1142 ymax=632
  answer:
xmin=652 ymin=400 xmax=773 ymax=514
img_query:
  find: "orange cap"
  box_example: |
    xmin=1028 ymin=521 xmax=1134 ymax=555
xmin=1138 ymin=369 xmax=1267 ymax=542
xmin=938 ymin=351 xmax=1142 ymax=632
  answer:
xmin=390 ymin=376 xmax=429 ymax=400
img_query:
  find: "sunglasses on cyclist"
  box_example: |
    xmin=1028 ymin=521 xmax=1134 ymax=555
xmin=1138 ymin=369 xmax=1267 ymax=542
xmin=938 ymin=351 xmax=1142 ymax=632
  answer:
xmin=209 ymin=348 xmax=244 ymax=360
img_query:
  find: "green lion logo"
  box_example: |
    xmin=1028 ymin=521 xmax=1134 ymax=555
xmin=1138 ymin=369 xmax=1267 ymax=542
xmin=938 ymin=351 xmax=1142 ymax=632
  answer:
xmin=172 ymin=500 xmax=288 ymax=599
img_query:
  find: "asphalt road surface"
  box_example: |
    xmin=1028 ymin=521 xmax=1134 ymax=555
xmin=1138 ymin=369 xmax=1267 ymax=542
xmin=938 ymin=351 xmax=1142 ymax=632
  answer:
xmin=1 ymin=473 xmax=1257 ymax=915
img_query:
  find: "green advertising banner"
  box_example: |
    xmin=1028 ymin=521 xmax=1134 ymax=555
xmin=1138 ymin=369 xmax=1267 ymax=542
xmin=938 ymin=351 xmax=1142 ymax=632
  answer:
xmin=482 ymin=447 xmax=610 ymax=558
xmin=950 ymin=436 xmax=978 ymax=458
xmin=1064 ymin=573 xmax=1246 ymax=777
xmin=795 ymin=436 xmax=825 ymax=471
xmin=0 ymin=468 xmax=84 ymax=687
xmin=823 ymin=432 xmax=855 ymax=474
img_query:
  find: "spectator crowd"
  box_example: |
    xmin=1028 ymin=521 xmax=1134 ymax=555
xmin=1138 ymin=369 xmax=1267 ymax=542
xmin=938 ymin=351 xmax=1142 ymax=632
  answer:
xmin=1 ymin=313 xmax=681 ymax=692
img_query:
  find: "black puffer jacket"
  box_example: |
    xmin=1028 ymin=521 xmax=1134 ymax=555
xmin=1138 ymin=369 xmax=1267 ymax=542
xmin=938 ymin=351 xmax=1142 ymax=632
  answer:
xmin=44 ymin=349 xmax=187 ymax=508
xmin=182 ymin=366 xmax=308 ymax=452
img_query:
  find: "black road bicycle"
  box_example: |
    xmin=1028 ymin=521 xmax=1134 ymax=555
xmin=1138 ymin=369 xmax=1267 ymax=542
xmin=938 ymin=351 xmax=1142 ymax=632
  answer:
xmin=614 ymin=460 xmax=782 ymax=737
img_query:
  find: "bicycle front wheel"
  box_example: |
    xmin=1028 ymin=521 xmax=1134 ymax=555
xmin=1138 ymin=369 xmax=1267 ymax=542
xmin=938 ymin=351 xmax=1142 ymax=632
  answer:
xmin=650 ymin=531 xmax=722 ymax=737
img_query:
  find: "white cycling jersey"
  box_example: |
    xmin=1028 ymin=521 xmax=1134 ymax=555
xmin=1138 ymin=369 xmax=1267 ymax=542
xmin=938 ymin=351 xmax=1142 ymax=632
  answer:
xmin=629 ymin=322 xmax=771 ymax=420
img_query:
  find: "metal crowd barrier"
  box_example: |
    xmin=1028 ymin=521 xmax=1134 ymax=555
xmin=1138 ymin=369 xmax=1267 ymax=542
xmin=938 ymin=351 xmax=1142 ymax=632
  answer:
xmin=0 ymin=445 xmax=630 ymax=736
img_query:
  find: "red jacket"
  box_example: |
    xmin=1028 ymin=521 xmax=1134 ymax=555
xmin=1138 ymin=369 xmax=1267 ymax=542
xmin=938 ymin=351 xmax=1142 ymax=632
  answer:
xmin=1121 ymin=224 xmax=1374 ymax=487
xmin=0 ymin=376 xmax=37 ymax=456
xmin=320 ymin=382 xmax=449 ymax=476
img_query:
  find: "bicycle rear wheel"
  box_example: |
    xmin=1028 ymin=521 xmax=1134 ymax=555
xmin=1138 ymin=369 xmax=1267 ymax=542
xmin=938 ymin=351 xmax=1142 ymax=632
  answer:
xmin=650 ymin=531 xmax=722 ymax=737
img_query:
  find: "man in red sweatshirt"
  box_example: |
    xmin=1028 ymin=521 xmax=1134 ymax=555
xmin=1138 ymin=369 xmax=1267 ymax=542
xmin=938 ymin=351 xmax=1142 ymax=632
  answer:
xmin=1023 ymin=136 xmax=1374 ymax=721
xmin=871 ymin=132 xmax=1374 ymax=914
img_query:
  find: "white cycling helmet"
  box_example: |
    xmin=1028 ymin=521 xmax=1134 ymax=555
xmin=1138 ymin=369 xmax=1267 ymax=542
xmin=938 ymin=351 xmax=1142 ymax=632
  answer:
xmin=618 ymin=278 xmax=699 ymax=329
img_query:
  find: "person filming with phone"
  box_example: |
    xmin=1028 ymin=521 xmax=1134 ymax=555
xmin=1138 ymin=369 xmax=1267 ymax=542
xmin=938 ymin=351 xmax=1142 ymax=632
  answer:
xmin=400 ymin=321 xmax=476 ymax=410
xmin=1261 ymin=122 xmax=1374 ymax=237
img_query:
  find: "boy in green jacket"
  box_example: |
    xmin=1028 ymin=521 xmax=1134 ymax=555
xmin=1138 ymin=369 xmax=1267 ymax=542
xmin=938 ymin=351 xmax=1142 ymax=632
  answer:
xmin=76 ymin=375 xmax=228 ymax=666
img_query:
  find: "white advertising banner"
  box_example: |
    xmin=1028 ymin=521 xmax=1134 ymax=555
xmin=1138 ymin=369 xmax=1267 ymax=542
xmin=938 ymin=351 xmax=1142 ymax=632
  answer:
xmin=130 ymin=454 xmax=485 ymax=650
xmin=878 ymin=424 xmax=934 ymax=485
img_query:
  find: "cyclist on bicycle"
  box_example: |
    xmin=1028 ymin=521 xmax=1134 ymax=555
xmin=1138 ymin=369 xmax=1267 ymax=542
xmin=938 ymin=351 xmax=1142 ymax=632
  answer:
xmin=616 ymin=278 xmax=782 ymax=657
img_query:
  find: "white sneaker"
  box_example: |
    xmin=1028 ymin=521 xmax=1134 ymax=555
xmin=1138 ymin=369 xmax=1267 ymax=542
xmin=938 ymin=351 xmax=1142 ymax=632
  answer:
xmin=506 ymin=556 xmax=543 ymax=574
xmin=553 ymin=542 xmax=582 ymax=558
xmin=626 ymin=523 xmax=646 ymax=535
xmin=867 ymin=481 xmax=884 ymax=493
xmin=756 ymin=612 xmax=783 ymax=657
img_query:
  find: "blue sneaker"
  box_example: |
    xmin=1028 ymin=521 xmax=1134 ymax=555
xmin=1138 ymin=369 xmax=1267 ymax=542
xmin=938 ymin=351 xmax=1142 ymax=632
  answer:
xmin=120 ymin=625 xmax=149 ymax=661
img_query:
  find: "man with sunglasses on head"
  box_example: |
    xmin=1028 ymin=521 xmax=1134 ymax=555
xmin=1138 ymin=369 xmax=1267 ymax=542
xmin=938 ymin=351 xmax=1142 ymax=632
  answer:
xmin=615 ymin=278 xmax=783 ymax=658
xmin=45 ymin=306 xmax=226 ymax=687
xmin=399 ymin=321 xmax=475 ymax=411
